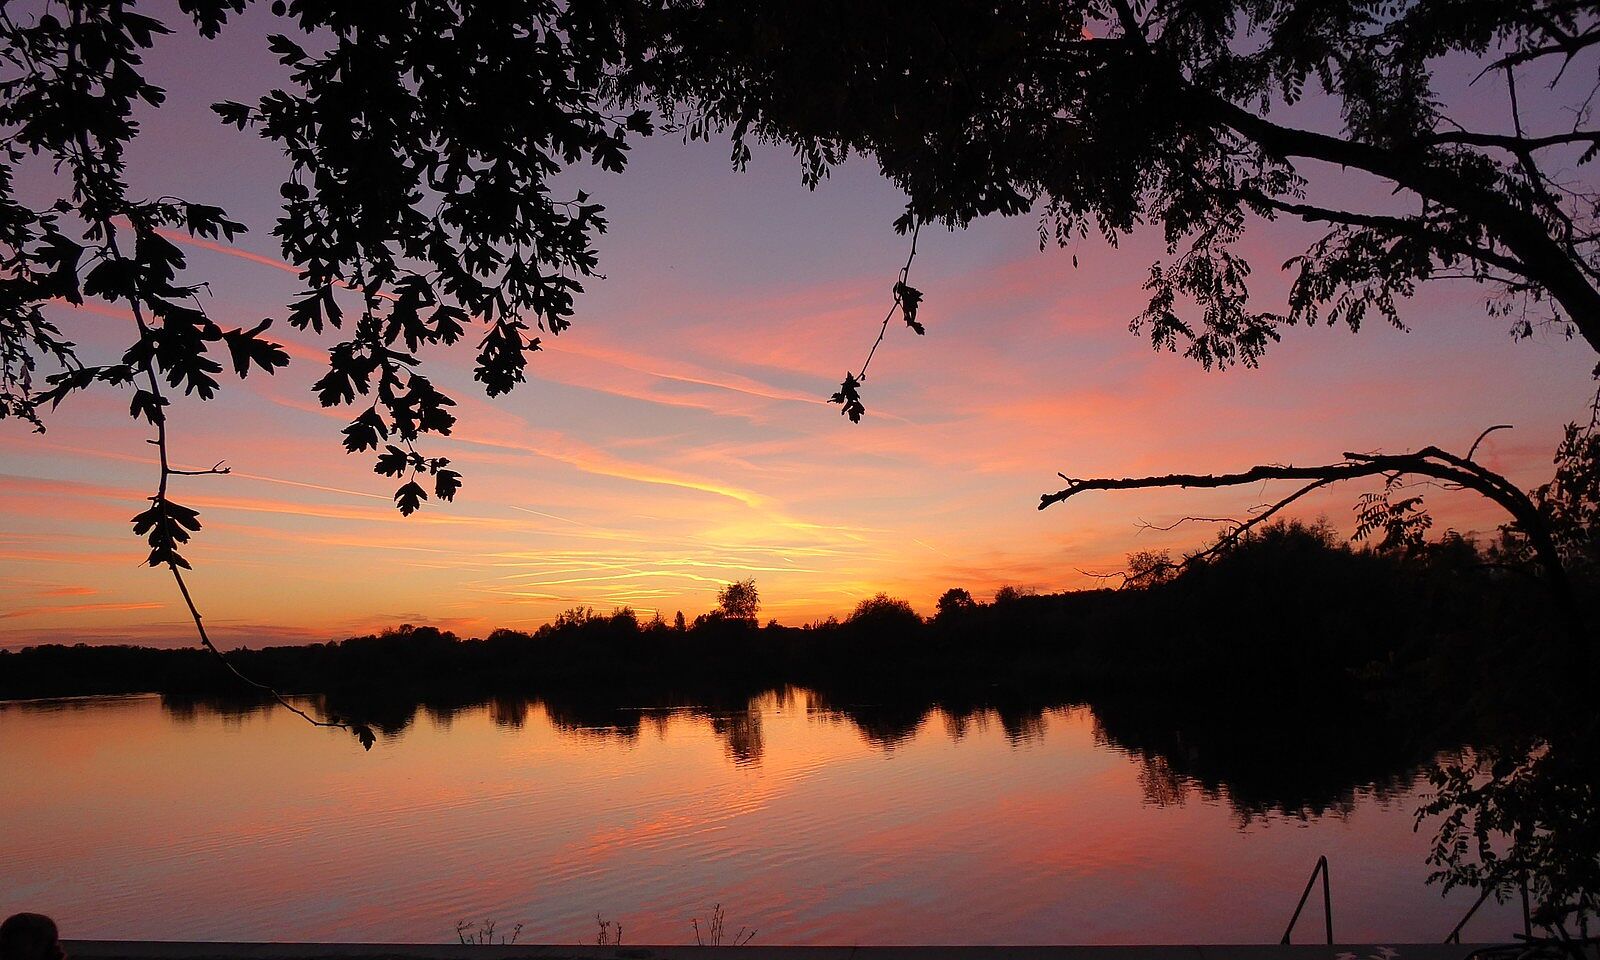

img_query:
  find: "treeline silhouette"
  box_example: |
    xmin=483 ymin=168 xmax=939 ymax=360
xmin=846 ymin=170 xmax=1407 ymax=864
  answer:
xmin=6 ymin=521 xmax=1577 ymax=817
xmin=2 ymin=521 xmax=1564 ymax=708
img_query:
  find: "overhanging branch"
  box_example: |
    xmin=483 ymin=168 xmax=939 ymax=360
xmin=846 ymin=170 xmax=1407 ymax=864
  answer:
xmin=1192 ymin=94 xmax=1600 ymax=353
xmin=1420 ymin=130 xmax=1600 ymax=153
xmin=1038 ymin=434 xmax=1585 ymax=643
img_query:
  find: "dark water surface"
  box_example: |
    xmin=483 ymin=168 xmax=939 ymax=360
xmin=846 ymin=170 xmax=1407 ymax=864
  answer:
xmin=0 ymin=690 xmax=1523 ymax=944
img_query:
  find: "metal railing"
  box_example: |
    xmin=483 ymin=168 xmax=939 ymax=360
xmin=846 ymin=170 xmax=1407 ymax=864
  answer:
xmin=1444 ymin=871 xmax=1533 ymax=944
xmin=1281 ymin=855 xmax=1334 ymax=945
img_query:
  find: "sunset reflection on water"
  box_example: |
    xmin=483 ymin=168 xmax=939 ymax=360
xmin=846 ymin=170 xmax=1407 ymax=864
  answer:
xmin=0 ymin=691 xmax=1522 ymax=945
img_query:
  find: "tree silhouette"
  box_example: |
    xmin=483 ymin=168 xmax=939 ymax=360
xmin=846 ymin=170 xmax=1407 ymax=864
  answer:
xmin=716 ymin=578 xmax=759 ymax=622
xmin=847 ymin=592 xmax=920 ymax=628
xmin=1 ymin=0 xmax=653 ymax=745
xmin=10 ymin=3 xmax=1596 ymax=641
xmin=934 ymin=587 xmax=975 ymax=620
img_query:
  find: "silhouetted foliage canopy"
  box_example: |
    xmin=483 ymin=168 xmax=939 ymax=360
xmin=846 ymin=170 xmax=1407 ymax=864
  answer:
xmin=10 ymin=0 xmax=1600 ymax=514
xmin=638 ymin=0 xmax=1600 ymax=365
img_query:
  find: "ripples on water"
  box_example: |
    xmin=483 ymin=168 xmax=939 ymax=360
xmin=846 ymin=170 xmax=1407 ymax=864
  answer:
xmin=0 ymin=690 xmax=1523 ymax=945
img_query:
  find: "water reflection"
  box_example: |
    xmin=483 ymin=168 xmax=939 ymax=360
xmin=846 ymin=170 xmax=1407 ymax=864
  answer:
xmin=143 ymin=684 xmax=1444 ymax=820
xmin=1086 ymin=694 xmax=1431 ymax=821
xmin=1 ymin=688 xmax=1520 ymax=945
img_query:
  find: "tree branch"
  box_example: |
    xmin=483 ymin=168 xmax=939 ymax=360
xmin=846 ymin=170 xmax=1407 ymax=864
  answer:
xmin=1246 ymin=191 xmax=1537 ymax=279
xmin=857 ymin=219 xmax=921 ymax=382
xmin=1421 ymin=130 xmax=1600 ymax=152
xmin=1194 ymin=95 xmax=1600 ymax=353
xmin=84 ymin=158 xmax=372 ymax=749
xmin=166 ymin=460 xmax=231 ymax=477
xmin=1468 ymin=424 xmax=1514 ymax=461
xmin=1485 ymin=27 xmax=1600 ymax=75
xmin=1039 ymin=434 xmax=1586 ymax=643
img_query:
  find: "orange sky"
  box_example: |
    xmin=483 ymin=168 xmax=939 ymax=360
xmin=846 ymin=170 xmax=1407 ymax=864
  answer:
xmin=1 ymin=11 xmax=1594 ymax=647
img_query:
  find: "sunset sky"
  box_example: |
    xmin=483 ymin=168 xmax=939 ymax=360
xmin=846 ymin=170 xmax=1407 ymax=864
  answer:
xmin=2 ymin=8 xmax=1595 ymax=647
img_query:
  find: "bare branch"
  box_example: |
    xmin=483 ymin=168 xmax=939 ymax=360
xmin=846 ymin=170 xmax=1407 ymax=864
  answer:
xmin=1484 ymin=27 xmax=1600 ymax=76
xmin=1468 ymin=424 xmax=1515 ymax=461
xmin=92 ymin=175 xmax=370 ymax=750
xmin=1136 ymin=515 xmax=1243 ymax=532
xmin=1077 ymin=567 xmax=1130 ymax=584
xmin=167 ymin=460 xmax=231 ymax=477
xmin=1039 ymin=433 xmax=1585 ymax=643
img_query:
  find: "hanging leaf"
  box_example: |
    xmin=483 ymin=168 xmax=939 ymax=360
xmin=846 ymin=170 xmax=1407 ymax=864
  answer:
xmin=895 ymin=281 xmax=925 ymax=335
xmin=829 ymin=372 xmax=866 ymax=423
xmin=223 ymin=319 xmax=290 ymax=378
xmin=393 ymin=480 xmax=429 ymax=516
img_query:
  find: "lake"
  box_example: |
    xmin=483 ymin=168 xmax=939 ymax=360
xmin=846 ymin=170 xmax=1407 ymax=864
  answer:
xmin=0 ymin=690 xmax=1523 ymax=945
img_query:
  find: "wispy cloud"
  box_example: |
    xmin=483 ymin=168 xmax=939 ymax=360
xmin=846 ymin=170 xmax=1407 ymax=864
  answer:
xmin=2 ymin=601 xmax=166 ymax=621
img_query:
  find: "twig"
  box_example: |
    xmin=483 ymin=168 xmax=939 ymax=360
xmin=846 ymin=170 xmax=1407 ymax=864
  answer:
xmin=1467 ymin=424 xmax=1514 ymax=461
xmin=167 ymin=460 xmax=231 ymax=476
xmin=88 ymin=171 xmax=370 ymax=749
xmin=856 ymin=219 xmax=922 ymax=383
xmin=1136 ymin=514 xmax=1243 ymax=532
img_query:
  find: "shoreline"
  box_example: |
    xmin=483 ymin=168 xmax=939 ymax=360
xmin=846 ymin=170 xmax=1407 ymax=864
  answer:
xmin=62 ymin=941 xmax=1503 ymax=960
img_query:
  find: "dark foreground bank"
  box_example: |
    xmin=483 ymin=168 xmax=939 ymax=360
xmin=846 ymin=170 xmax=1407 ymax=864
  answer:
xmin=59 ymin=941 xmax=1508 ymax=960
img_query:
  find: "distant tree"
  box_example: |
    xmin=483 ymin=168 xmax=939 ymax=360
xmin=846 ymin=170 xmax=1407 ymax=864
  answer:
xmin=716 ymin=578 xmax=760 ymax=622
xmin=847 ymin=593 xmax=921 ymax=630
xmin=674 ymin=610 xmax=686 ymax=632
xmin=553 ymin=606 xmax=598 ymax=630
xmin=935 ymin=587 xmax=976 ymax=619
xmin=992 ymin=585 xmax=1031 ymax=604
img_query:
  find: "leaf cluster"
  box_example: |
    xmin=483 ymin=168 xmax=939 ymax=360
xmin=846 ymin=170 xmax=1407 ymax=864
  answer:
xmin=1 ymin=0 xmax=655 ymax=521
xmin=1419 ymin=739 xmax=1600 ymax=937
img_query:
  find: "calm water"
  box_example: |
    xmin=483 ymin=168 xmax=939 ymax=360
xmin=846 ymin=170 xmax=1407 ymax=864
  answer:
xmin=1 ymin=691 xmax=1522 ymax=945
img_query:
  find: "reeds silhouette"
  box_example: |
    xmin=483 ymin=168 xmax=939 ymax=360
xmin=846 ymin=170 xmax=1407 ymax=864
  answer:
xmin=693 ymin=904 xmax=756 ymax=947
